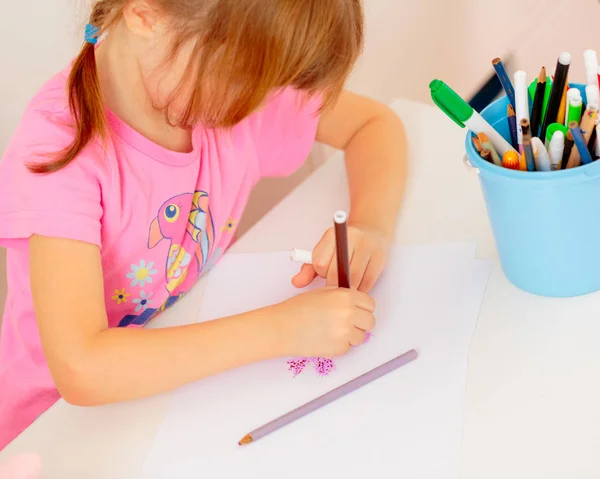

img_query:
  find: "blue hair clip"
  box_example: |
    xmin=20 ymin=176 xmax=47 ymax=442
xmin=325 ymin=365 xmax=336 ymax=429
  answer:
xmin=85 ymin=23 xmax=100 ymax=45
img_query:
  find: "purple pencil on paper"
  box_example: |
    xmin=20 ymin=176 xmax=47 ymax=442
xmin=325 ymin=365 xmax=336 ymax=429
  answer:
xmin=239 ymin=348 xmax=418 ymax=446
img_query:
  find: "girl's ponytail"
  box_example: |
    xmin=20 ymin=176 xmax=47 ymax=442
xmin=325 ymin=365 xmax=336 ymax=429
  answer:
xmin=30 ymin=2 xmax=114 ymax=174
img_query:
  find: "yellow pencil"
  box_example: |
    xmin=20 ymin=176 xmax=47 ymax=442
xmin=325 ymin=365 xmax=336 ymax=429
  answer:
xmin=557 ymin=78 xmax=569 ymax=125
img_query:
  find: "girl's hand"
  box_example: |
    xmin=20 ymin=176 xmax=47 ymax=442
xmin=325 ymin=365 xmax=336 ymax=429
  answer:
xmin=292 ymin=225 xmax=391 ymax=293
xmin=275 ymin=287 xmax=376 ymax=358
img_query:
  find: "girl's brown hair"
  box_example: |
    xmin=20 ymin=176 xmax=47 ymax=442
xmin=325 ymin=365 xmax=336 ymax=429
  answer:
xmin=32 ymin=0 xmax=364 ymax=174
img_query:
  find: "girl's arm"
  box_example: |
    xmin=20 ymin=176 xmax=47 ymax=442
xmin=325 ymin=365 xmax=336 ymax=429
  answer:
xmin=30 ymin=235 xmax=374 ymax=406
xmin=30 ymin=235 xmax=284 ymax=406
xmin=293 ymin=91 xmax=407 ymax=291
xmin=316 ymin=91 xmax=408 ymax=238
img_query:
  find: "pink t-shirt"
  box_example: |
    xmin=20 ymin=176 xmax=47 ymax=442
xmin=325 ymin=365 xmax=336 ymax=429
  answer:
xmin=0 ymin=66 xmax=321 ymax=449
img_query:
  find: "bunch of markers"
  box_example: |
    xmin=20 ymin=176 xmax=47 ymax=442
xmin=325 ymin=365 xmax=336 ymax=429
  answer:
xmin=430 ymin=50 xmax=600 ymax=172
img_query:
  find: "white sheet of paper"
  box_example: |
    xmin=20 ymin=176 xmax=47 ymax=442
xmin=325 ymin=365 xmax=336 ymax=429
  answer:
xmin=142 ymin=245 xmax=490 ymax=479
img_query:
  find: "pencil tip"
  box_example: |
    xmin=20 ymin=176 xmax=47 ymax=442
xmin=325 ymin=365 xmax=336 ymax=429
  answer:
xmin=239 ymin=434 xmax=253 ymax=446
xmin=539 ymin=67 xmax=546 ymax=82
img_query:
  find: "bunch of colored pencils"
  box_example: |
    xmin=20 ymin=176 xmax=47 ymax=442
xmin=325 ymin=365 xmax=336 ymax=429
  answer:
xmin=473 ymin=51 xmax=600 ymax=171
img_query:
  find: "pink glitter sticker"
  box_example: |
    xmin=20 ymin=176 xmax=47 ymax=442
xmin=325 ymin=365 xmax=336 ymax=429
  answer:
xmin=311 ymin=357 xmax=335 ymax=376
xmin=287 ymin=332 xmax=374 ymax=377
xmin=287 ymin=358 xmax=309 ymax=378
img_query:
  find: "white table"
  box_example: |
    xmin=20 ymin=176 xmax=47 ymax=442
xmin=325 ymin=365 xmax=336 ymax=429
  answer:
xmin=2 ymin=99 xmax=600 ymax=479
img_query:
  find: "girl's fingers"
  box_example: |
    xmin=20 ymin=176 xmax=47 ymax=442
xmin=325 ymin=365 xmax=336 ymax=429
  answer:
xmin=358 ymin=256 xmax=386 ymax=293
xmin=349 ymin=247 xmax=371 ymax=289
xmin=292 ymin=264 xmax=318 ymax=288
xmin=348 ymin=327 xmax=368 ymax=347
xmin=312 ymin=229 xmax=335 ymax=278
xmin=351 ymin=305 xmax=376 ymax=329
xmin=325 ymin=256 xmax=338 ymax=287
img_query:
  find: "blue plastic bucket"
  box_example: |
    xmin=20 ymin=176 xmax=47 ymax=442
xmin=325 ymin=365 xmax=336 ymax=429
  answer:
xmin=465 ymin=84 xmax=600 ymax=297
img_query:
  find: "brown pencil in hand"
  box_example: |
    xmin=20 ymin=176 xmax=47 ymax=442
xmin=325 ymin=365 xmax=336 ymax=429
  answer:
xmin=334 ymin=211 xmax=350 ymax=289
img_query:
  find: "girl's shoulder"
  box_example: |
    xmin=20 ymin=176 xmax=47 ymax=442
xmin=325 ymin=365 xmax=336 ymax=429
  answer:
xmin=3 ymin=66 xmax=110 ymax=179
xmin=251 ymin=87 xmax=322 ymax=126
xmin=0 ymin=67 xmax=109 ymax=251
xmin=25 ymin=67 xmax=72 ymax=119
xmin=244 ymin=87 xmax=323 ymax=178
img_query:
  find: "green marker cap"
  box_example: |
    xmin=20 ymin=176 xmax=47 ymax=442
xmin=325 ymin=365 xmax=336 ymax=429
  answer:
xmin=429 ymin=79 xmax=473 ymax=128
xmin=546 ymin=123 xmax=568 ymax=144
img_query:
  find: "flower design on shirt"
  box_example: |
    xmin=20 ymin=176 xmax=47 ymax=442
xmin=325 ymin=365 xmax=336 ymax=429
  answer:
xmin=133 ymin=291 xmax=153 ymax=313
xmin=111 ymin=288 xmax=131 ymax=305
xmin=221 ymin=217 xmax=237 ymax=234
xmin=127 ymin=260 xmax=158 ymax=288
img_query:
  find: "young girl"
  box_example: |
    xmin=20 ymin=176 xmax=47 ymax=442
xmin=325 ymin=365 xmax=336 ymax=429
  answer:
xmin=0 ymin=0 xmax=407 ymax=449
